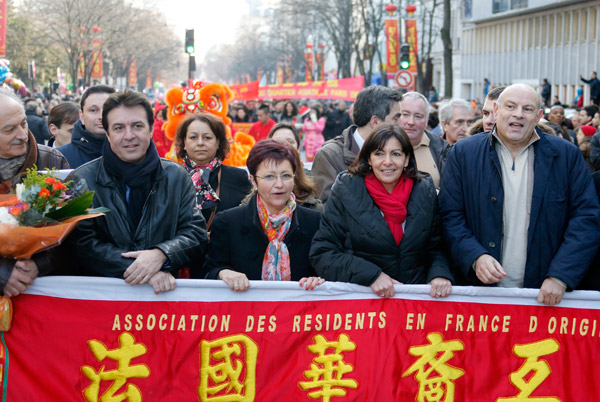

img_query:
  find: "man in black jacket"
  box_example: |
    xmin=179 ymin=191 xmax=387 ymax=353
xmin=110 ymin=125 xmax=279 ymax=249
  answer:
xmin=66 ymin=90 xmax=207 ymax=294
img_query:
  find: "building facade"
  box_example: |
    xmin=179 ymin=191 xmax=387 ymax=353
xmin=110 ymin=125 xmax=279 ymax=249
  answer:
xmin=460 ymin=0 xmax=600 ymax=105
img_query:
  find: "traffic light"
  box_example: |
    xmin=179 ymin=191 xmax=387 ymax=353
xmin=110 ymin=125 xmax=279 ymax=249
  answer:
xmin=400 ymin=43 xmax=410 ymax=70
xmin=185 ymin=29 xmax=195 ymax=54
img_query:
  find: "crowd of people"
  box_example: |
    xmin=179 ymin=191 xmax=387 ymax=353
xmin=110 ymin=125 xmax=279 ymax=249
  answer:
xmin=2 ymin=77 xmax=600 ymax=305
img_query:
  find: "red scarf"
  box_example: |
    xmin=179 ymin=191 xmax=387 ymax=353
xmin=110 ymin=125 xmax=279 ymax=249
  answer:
xmin=364 ymin=173 xmax=413 ymax=246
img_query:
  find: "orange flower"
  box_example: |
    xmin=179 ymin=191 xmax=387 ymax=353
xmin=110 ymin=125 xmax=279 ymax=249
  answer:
xmin=38 ymin=188 xmax=50 ymax=198
xmin=52 ymin=182 xmax=67 ymax=192
xmin=0 ymin=197 xmax=19 ymax=207
xmin=45 ymin=177 xmax=56 ymax=185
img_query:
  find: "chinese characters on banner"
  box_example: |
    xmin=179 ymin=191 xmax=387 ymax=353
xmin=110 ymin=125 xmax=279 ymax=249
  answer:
xmin=3 ymin=278 xmax=599 ymax=401
xmin=385 ymin=18 xmax=400 ymax=74
xmin=0 ymin=0 xmax=7 ymax=57
xmin=230 ymin=81 xmax=260 ymax=101
xmin=405 ymin=19 xmax=419 ymax=74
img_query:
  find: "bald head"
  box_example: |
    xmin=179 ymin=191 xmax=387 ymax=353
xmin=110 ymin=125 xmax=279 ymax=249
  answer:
xmin=493 ymin=84 xmax=543 ymax=153
xmin=497 ymin=84 xmax=541 ymax=111
xmin=0 ymin=91 xmax=28 ymax=159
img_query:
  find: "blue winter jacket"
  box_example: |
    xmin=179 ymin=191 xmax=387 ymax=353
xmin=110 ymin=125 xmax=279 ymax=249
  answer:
xmin=439 ymin=129 xmax=600 ymax=289
xmin=57 ymin=120 xmax=105 ymax=169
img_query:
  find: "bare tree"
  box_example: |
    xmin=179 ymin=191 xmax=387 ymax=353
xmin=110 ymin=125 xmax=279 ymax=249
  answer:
xmin=441 ymin=0 xmax=453 ymax=96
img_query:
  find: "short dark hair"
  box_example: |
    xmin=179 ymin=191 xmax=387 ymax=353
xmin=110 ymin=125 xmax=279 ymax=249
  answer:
xmin=80 ymin=85 xmax=115 ymax=110
xmin=246 ymin=139 xmax=297 ymax=177
xmin=48 ymin=102 xmax=79 ymax=128
xmin=268 ymin=122 xmax=301 ymax=149
xmin=175 ymin=113 xmax=230 ymax=161
xmin=583 ymin=105 xmax=599 ymax=117
xmin=258 ymin=104 xmax=270 ymax=115
xmin=349 ymin=123 xmax=423 ymax=182
xmin=486 ymin=86 xmax=506 ymax=101
xmin=101 ymin=90 xmax=153 ymax=132
xmin=352 ymin=86 xmax=403 ymax=127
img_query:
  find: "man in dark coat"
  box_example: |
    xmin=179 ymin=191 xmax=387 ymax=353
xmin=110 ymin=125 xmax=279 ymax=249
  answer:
xmin=0 ymin=90 xmax=69 ymax=297
xmin=24 ymin=99 xmax=51 ymax=145
xmin=439 ymin=84 xmax=600 ymax=305
xmin=580 ymin=72 xmax=600 ymax=105
xmin=323 ymin=101 xmax=352 ymax=141
xmin=65 ymin=90 xmax=207 ymax=293
xmin=57 ymin=85 xmax=115 ymax=168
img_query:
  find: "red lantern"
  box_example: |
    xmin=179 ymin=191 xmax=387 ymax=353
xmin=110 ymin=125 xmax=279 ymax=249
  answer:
xmin=385 ymin=4 xmax=397 ymax=16
xmin=406 ymin=4 xmax=417 ymax=17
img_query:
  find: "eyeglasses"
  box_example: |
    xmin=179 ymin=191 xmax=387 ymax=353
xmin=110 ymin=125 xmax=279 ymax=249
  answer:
xmin=255 ymin=173 xmax=295 ymax=183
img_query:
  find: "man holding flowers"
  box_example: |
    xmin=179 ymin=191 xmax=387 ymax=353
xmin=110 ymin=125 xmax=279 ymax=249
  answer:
xmin=0 ymin=90 xmax=69 ymax=296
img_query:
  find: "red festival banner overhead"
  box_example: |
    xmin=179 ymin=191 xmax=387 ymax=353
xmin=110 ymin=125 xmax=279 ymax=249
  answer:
xmin=90 ymin=37 xmax=103 ymax=80
xmin=128 ymin=59 xmax=137 ymax=87
xmin=230 ymin=81 xmax=260 ymax=101
xmin=305 ymin=44 xmax=314 ymax=82
xmin=405 ymin=19 xmax=419 ymax=74
xmin=384 ymin=18 xmax=400 ymax=74
xmin=276 ymin=62 xmax=284 ymax=85
xmin=0 ymin=0 xmax=7 ymax=57
xmin=2 ymin=278 xmax=600 ymax=401
xmin=258 ymin=76 xmax=364 ymax=101
xmin=145 ymin=68 xmax=152 ymax=89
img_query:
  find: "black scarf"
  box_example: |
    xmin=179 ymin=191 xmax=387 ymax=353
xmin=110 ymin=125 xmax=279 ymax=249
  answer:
xmin=102 ymin=140 xmax=161 ymax=230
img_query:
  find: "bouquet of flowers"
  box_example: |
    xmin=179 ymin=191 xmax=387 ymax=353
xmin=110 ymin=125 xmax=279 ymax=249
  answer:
xmin=0 ymin=168 xmax=107 ymax=330
xmin=0 ymin=167 xmax=107 ymax=259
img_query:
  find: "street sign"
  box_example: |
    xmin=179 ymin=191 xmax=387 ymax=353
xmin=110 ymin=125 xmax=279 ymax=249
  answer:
xmin=395 ymin=70 xmax=414 ymax=89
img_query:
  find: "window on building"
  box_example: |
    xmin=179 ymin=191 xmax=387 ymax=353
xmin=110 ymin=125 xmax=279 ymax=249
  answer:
xmin=493 ymin=0 xmax=509 ymax=13
xmin=493 ymin=0 xmax=527 ymax=13
xmin=511 ymin=0 xmax=527 ymax=10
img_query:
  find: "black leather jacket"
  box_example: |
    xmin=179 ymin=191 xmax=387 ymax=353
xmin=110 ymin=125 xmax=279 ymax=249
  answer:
xmin=65 ymin=158 xmax=207 ymax=277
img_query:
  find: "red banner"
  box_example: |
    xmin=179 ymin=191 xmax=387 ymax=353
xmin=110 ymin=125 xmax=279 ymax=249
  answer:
xmin=385 ymin=18 xmax=400 ymax=74
xmin=128 ymin=59 xmax=137 ymax=87
xmin=232 ymin=122 xmax=253 ymax=135
xmin=0 ymin=0 xmax=7 ymax=57
xmin=304 ymin=51 xmax=314 ymax=82
xmin=2 ymin=278 xmax=600 ymax=401
xmin=90 ymin=37 xmax=103 ymax=79
xmin=146 ymin=68 xmax=152 ymax=88
xmin=405 ymin=19 xmax=418 ymax=74
xmin=230 ymin=81 xmax=259 ymax=101
xmin=258 ymin=76 xmax=364 ymax=101
xmin=285 ymin=63 xmax=293 ymax=84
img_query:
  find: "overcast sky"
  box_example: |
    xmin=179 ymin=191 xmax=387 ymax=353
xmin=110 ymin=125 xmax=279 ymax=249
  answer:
xmin=154 ymin=0 xmax=250 ymax=63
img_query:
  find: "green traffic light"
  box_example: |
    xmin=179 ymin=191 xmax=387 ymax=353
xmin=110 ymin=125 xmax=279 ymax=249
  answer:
xmin=400 ymin=60 xmax=410 ymax=69
xmin=186 ymin=45 xmax=195 ymax=54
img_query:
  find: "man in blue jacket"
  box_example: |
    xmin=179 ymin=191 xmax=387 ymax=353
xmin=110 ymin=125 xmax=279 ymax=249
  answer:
xmin=439 ymin=84 xmax=600 ymax=305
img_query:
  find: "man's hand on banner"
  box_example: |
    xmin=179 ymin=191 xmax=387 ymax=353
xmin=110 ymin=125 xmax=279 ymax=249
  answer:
xmin=122 ymin=249 xmax=167 ymax=285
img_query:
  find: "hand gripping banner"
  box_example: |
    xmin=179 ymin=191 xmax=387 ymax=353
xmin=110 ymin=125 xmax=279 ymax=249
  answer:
xmin=2 ymin=277 xmax=600 ymax=401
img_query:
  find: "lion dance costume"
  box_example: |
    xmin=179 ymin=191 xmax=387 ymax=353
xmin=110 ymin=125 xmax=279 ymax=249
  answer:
xmin=161 ymin=81 xmax=255 ymax=166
